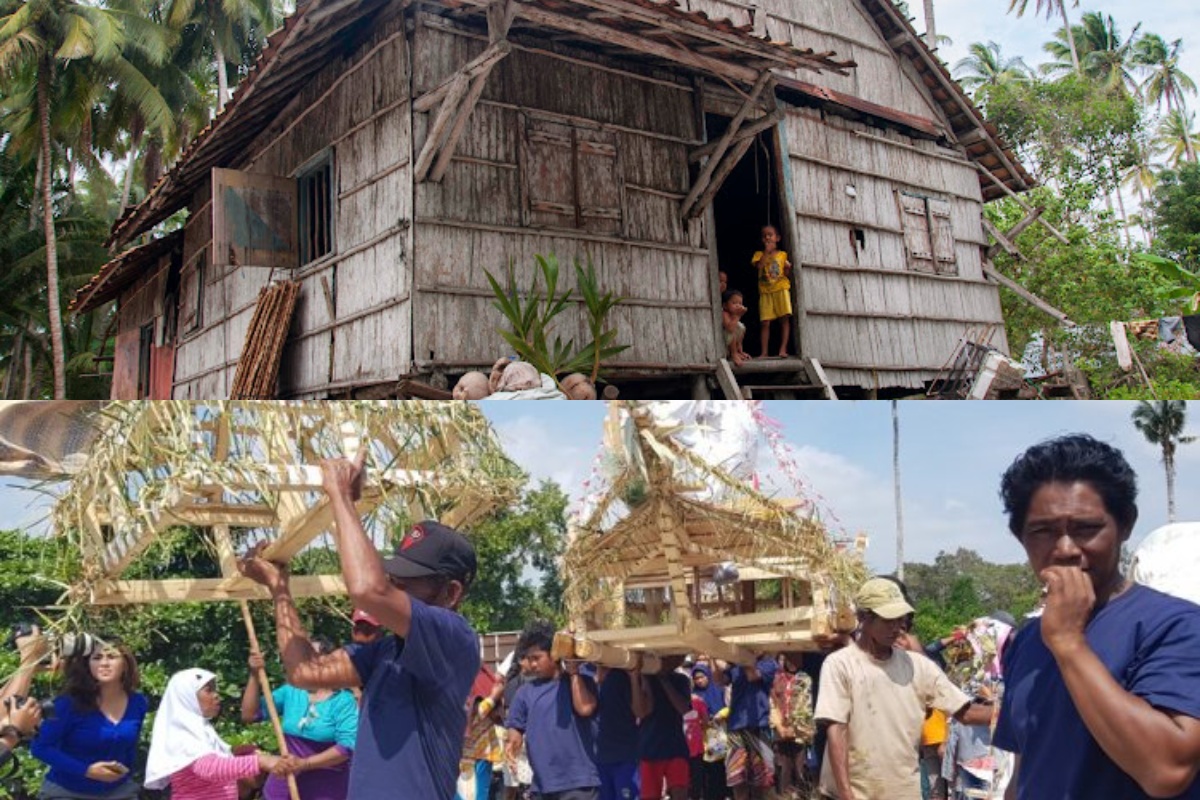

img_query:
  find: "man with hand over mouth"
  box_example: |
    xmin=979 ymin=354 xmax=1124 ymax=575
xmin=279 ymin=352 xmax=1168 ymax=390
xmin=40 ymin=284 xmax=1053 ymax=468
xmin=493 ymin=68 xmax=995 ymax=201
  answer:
xmin=995 ymin=434 xmax=1200 ymax=800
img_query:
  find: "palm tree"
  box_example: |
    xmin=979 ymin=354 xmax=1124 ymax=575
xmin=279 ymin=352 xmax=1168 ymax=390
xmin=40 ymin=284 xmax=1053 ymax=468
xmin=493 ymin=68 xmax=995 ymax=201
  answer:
xmin=1131 ymin=401 xmax=1196 ymax=523
xmin=892 ymin=400 xmax=904 ymax=581
xmin=1043 ymin=12 xmax=1140 ymax=95
xmin=1008 ymin=0 xmax=1081 ymax=73
xmin=0 ymin=0 xmax=171 ymax=397
xmin=954 ymin=41 xmax=1032 ymax=92
xmin=1155 ymin=109 xmax=1198 ymax=167
xmin=166 ymin=0 xmax=277 ymax=112
xmin=1121 ymin=143 xmax=1158 ymax=244
xmin=1133 ymin=34 xmax=1198 ymax=115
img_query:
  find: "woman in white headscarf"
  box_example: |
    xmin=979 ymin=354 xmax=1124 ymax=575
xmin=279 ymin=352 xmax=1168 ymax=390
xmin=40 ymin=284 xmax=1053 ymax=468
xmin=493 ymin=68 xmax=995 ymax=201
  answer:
xmin=145 ymin=668 xmax=295 ymax=800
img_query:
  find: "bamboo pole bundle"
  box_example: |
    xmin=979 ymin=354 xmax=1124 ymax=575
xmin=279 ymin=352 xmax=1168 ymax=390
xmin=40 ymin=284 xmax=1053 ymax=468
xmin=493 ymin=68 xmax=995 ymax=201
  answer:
xmin=231 ymin=280 xmax=302 ymax=399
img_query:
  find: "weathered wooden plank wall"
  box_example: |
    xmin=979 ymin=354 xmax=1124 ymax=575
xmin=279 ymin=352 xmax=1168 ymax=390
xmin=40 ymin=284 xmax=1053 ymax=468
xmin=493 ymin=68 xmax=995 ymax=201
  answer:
xmin=680 ymin=0 xmax=946 ymax=124
xmin=781 ymin=105 xmax=1006 ymax=388
xmin=409 ymin=17 xmax=717 ymax=371
xmin=172 ymin=12 xmax=413 ymax=398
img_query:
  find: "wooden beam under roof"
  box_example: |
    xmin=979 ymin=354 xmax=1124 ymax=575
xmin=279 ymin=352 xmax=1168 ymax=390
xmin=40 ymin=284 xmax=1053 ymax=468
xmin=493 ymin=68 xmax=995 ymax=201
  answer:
xmin=90 ymin=574 xmax=348 ymax=605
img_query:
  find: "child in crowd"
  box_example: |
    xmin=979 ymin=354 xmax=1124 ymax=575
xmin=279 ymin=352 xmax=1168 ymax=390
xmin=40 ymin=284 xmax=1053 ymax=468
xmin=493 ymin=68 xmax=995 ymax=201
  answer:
xmin=722 ymin=290 xmax=749 ymax=366
xmin=593 ymin=665 xmax=640 ymax=800
xmin=632 ymin=664 xmax=692 ymax=800
xmin=771 ymin=654 xmax=815 ymax=800
xmin=146 ymin=668 xmax=296 ymax=800
xmin=504 ymin=622 xmax=600 ymax=800
xmin=750 ymin=225 xmax=793 ymax=358
xmin=683 ymin=678 xmax=710 ymax=800
xmin=716 ymin=655 xmax=778 ymax=800
xmin=690 ymin=663 xmax=729 ymax=800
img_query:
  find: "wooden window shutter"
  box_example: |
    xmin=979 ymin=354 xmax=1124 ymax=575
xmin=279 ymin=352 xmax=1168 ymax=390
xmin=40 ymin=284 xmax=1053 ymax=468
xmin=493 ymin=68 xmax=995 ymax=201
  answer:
xmin=211 ymin=167 xmax=298 ymax=272
xmin=927 ymin=197 xmax=958 ymax=275
xmin=522 ymin=118 xmax=578 ymax=229
xmin=899 ymin=192 xmax=935 ymax=273
xmin=576 ymin=131 xmax=622 ymax=235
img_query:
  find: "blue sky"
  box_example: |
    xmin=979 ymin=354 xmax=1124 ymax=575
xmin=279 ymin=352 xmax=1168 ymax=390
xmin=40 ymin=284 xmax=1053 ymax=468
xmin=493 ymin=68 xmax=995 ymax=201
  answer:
xmin=482 ymin=401 xmax=1199 ymax=572
xmin=2 ymin=401 xmax=1197 ymax=575
xmin=932 ymin=0 xmax=1200 ymax=118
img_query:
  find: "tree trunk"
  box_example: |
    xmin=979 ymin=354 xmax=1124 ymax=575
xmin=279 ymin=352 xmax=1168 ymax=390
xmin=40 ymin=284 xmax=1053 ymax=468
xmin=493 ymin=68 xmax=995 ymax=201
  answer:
xmin=119 ymin=142 xmax=138 ymax=214
xmin=38 ymin=58 xmax=66 ymax=399
xmin=892 ymin=399 xmax=905 ymax=580
xmin=2 ymin=329 xmax=20 ymax=399
xmin=1112 ymin=178 xmax=1132 ymax=250
xmin=214 ymin=36 xmax=230 ymax=112
xmin=1164 ymin=446 xmax=1176 ymax=523
xmin=22 ymin=336 xmax=33 ymax=400
xmin=1059 ymin=0 xmax=1081 ymax=73
xmin=1135 ymin=179 xmax=1152 ymax=246
xmin=922 ymin=0 xmax=937 ymax=50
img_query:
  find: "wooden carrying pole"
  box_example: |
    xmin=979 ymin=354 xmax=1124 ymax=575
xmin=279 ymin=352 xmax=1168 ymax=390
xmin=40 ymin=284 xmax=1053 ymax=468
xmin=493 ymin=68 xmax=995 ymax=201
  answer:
xmin=239 ymin=601 xmax=302 ymax=800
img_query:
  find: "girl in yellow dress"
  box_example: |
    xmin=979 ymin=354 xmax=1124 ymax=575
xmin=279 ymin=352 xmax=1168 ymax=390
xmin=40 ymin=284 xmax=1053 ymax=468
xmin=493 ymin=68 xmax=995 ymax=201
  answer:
xmin=751 ymin=225 xmax=793 ymax=358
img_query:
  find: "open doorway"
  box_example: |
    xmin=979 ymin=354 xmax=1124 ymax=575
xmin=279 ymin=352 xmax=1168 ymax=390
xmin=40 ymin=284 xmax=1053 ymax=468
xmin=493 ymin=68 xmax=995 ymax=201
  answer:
xmin=707 ymin=114 xmax=790 ymax=359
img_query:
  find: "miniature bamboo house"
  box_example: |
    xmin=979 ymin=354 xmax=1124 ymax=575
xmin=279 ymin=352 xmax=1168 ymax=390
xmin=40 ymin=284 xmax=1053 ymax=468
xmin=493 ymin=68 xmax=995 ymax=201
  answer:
xmin=46 ymin=401 xmax=522 ymax=608
xmin=562 ymin=401 xmax=864 ymax=668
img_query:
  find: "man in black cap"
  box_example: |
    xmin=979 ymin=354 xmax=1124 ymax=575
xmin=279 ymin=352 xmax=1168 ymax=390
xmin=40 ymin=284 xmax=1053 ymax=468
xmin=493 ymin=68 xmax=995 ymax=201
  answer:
xmin=238 ymin=450 xmax=481 ymax=800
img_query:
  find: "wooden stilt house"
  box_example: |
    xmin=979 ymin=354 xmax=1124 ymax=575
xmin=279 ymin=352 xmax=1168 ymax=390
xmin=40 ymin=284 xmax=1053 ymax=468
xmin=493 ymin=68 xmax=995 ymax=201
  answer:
xmin=72 ymin=0 xmax=1038 ymax=399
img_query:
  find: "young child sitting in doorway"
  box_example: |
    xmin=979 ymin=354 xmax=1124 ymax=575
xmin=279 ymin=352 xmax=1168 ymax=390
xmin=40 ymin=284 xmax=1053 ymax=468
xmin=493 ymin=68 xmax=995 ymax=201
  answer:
xmin=722 ymin=290 xmax=749 ymax=367
xmin=751 ymin=225 xmax=793 ymax=358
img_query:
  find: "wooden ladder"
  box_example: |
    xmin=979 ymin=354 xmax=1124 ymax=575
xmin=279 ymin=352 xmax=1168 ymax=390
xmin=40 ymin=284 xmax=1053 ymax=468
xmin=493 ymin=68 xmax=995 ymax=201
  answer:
xmin=715 ymin=357 xmax=838 ymax=400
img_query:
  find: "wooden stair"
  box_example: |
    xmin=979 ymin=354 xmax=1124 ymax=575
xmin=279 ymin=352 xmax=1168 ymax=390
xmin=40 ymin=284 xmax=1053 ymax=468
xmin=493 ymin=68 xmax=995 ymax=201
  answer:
xmin=715 ymin=357 xmax=838 ymax=400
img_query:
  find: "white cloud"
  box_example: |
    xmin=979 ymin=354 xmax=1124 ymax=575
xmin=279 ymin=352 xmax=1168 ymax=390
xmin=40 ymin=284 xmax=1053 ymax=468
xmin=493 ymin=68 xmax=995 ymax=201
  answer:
xmin=492 ymin=414 xmax=594 ymax=502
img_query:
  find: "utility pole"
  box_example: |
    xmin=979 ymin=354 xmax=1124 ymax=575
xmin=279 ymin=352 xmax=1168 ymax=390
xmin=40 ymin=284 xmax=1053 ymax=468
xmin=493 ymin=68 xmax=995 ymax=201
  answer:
xmin=892 ymin=400 xmax=905 ymax=580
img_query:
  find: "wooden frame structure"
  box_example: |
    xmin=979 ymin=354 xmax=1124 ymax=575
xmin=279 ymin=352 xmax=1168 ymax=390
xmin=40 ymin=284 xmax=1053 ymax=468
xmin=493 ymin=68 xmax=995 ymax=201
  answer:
xmin=51 ymin=401 xmax=522 ymax=607
xmin=562 ymin=402 xmax=863 ymax=667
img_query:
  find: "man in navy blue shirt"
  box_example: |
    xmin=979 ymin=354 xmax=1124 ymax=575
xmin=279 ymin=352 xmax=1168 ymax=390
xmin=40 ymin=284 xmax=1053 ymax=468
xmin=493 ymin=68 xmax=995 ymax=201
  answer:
xmin=505 ymin=621 xmax=600 ymax=800
xmin=593 ymin=666 xmax=639 ymax=800
xmin=632 ymin=663 xmax=692 ymax=800
xmin=994 ymin=434 xmax=1200 ymax=800
xmin=715 ymin=655 xmax=777 ymax=800
xmin=239 ymin=450 xmax=481 ymax=800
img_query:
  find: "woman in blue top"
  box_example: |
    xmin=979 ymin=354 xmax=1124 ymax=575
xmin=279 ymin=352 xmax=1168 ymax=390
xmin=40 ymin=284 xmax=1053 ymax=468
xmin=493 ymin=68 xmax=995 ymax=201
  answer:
xmin=31 ymin=640 xmax=148 ymax=800
xmin=241 ymin=641 xmax=359 ymax=800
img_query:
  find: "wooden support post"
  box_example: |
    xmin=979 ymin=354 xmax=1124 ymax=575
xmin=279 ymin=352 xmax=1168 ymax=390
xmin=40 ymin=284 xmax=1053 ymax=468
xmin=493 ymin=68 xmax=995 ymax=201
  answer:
xmin=686 ymin=133 xmax=756 ymax=220
xmin=804 ymin=357 xmax=838 ymax=400
xmin=428 ymin=56 xmax=506 ymax=182
xmin=681 ymin=71 xmax=772 ymax=218
xmin=240 ymin=601 xmax=301 ymax=800
xmin=981 ymin=262 xmax=1075 ymax=326
xmin=974 ymin=163 xmax=1069 ymax=244
xmin=688 ymin=110 xmax=782 ymax=163
xmin=715 ymin=358 xmax=742 ymax=400
xmin=414 ymin=73 xmax=471 ymax=182
xmin=987 ymin=206 xmax=1043 ymax=261
xmin=981 ymin=218 xmax=1022 ymax=260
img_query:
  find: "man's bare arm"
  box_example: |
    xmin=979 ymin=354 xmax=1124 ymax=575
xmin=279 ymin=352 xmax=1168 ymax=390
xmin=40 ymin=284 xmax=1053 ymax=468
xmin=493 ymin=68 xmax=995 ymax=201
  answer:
xmin=826 ymin=721 xmax=856 ymax=800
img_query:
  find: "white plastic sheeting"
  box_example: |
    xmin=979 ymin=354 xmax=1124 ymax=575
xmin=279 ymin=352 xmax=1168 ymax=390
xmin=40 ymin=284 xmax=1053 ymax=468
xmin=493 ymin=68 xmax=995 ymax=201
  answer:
xmin=1131 ymin=522 xmax=1200 ymax=605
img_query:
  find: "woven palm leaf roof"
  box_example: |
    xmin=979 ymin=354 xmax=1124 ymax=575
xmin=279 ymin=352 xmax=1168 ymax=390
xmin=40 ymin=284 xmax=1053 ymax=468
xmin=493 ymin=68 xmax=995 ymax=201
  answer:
xmin=48 ymin=401 xmax=524 ymax=606
xmin=564 ymin=401 xmax=865 ymax=621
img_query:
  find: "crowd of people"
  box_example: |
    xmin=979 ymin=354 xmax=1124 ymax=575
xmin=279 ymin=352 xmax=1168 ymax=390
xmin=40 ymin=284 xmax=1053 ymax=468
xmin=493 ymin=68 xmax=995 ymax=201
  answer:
xmin=1 ymin=434 xmax=1198 ymax=800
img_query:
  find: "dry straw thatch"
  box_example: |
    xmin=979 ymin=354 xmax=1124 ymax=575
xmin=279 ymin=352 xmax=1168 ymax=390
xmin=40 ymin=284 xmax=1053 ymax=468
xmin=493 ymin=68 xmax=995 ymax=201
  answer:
xmin=47 ymin=401 xmax=524 ymax=609
xmin=563 ymin=401 xmax=865 ymax=659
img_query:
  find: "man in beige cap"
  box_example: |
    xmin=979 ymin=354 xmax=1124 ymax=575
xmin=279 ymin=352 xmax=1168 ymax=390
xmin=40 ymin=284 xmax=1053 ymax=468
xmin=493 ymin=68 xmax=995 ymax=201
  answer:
xmin=814 ymin=577 xmax=993 ymax=800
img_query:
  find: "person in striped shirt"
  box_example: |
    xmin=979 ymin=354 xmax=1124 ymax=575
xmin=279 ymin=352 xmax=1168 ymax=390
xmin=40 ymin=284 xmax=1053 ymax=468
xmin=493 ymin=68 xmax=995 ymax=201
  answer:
xmin=145 ymin=668 xmax=299 ymax=800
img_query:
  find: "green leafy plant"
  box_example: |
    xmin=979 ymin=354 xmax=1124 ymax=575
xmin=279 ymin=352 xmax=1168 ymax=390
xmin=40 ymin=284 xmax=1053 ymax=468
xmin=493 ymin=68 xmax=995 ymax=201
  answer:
xmin=484 ymin=254 xmax=630 ymax=389
xmin=1136 ymin=253 xmax=1200 ymax=311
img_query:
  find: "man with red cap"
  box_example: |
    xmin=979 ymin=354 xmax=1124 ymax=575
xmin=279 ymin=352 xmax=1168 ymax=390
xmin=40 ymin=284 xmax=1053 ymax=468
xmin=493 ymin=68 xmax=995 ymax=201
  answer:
xmin=238 ymin=450 xmax=481 ymax=800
